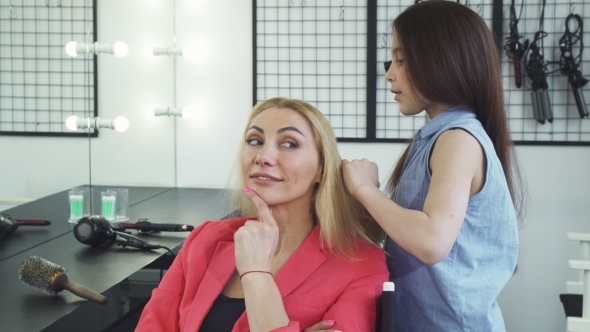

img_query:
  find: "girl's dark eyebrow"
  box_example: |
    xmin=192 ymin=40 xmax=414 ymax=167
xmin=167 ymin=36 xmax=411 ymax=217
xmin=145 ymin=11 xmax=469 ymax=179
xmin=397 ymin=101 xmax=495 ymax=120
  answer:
xmin=248 ymin=125 xmax=304 ymax=137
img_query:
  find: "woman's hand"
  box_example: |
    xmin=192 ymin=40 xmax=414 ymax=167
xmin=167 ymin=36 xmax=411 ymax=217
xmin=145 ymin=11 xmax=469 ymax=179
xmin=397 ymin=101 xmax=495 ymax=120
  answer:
xmin=304 ymin=320 xmax=341 ymax=332
xmin=234 ymin=187 xmax=279 ymax=276
xmin=342 ymin=158 xmax=380 ymax=197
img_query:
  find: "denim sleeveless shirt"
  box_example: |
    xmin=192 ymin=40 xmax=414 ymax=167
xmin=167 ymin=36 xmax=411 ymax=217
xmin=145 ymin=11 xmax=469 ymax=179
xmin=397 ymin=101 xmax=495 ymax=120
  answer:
xmin=386 ymin=108 xmax=519 ymax=332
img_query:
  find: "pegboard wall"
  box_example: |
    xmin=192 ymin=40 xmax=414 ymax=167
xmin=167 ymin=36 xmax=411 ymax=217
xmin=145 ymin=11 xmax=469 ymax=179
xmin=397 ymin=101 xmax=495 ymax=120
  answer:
xmin=0 ymin=0 xmax=97 ymax=137
xmin=254 ymin=0 xmax=590 ymax=145
xmin=254 ymin=0 xmax=369 ymax=139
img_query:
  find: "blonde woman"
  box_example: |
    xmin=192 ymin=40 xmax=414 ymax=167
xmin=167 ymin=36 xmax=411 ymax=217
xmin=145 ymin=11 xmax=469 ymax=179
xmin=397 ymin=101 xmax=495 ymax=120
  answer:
xmin=136 ymin=97 xmax=387 ymax=332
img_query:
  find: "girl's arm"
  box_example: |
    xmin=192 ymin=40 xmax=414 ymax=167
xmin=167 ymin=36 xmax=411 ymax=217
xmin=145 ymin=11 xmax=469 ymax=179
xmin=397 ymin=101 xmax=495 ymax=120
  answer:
xmin=343 ymin=129 xmax=484 ymax=265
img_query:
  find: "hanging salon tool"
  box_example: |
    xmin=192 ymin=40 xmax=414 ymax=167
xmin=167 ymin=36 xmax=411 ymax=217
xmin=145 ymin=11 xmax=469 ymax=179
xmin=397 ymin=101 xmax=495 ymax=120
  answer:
xmin=558 ymin=13 xmax=588 ymax=118
xmin=504 ymin=0 xmax=528 ymax=88
xmin=524 ymin=0 xmax=553 ymax=124
xmin=0 ymin=214 xmax=51 ymax=239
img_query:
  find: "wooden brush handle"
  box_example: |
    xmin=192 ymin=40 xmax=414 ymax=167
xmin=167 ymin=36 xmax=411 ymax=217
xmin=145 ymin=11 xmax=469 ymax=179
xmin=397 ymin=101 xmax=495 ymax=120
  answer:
xmin=54 ymin=274 xmax=108 ymax=305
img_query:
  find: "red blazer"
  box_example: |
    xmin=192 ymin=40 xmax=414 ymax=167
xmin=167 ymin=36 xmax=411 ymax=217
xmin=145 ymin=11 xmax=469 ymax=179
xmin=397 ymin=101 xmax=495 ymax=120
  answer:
xmin=136 ymin=218 xmax=388 ymax=332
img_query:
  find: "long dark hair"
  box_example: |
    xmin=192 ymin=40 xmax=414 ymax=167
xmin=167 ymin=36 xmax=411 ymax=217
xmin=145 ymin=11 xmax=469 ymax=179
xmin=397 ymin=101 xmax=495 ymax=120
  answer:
xmin=385 ymin=0 xmax=525 ymax=221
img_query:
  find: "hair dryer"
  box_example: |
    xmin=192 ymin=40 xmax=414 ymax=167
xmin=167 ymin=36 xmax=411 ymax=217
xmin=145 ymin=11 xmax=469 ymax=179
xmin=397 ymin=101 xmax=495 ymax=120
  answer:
xmin=73 ymin=215 xmax=163 ymax=250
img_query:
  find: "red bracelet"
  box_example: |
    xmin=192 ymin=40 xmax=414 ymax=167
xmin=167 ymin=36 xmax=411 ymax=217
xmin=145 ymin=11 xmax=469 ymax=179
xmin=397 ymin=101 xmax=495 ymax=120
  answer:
xmin=239 ymin=270 xmax=273 ymax=279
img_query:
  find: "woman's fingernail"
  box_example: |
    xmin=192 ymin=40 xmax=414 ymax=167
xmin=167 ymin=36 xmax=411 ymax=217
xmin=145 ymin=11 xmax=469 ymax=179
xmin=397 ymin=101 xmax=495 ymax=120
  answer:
xmin=243 ymin=187 xmax=251 ymax=193
xmin=325 ymin=320 xmax=335 ymax=324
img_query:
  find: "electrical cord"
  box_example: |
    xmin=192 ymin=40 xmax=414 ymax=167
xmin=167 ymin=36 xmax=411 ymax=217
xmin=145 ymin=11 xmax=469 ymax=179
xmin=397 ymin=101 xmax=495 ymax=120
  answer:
xmin=159 ymin=246 xmax=176 ymax=281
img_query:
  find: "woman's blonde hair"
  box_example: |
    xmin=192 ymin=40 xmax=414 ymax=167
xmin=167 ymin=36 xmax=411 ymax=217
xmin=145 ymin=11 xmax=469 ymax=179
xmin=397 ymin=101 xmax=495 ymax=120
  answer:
xmin=229 ymin=97 xmax=384 ymax=259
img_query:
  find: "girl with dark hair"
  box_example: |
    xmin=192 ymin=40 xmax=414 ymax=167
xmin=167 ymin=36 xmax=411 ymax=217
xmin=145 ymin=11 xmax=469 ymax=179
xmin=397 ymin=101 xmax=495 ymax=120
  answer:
xmin=341 ymin=0 xmax=525 ymax=331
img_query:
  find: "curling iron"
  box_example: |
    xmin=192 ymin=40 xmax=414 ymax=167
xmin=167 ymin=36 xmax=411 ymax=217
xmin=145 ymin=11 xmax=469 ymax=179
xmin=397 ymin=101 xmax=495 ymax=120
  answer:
xmin=0 ymin=214 xmax=51 ymax=239
xmin=558 ymin=14 xmax=588 ymax=118
xmin=524 ymin=0 xmax=553 ymax=124
xmin=118 ymin=218 xmax=194 ymax=233
xmin=504 ymin=0 xmax=528 ymax=88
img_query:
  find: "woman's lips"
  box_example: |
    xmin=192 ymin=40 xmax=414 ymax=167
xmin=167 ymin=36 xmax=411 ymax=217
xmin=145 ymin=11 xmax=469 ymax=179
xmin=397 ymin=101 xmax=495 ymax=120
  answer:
xmin=250 ymin=173 xmax=282 ymax=184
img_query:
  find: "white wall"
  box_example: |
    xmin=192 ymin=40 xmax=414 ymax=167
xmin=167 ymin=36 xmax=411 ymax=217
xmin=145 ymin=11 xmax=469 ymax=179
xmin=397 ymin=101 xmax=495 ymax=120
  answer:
xmin=92 ymin=0 xmax=176 ymax=189
xmin=1 ymin=0 xmax=589 ymax=331
xmin=174 ymin=0 xmax=252 ymax=189
xmin=0 ymin=135 xmax=89 ymax=201
xmin=498 ymin=146 xmax=590 ymax=332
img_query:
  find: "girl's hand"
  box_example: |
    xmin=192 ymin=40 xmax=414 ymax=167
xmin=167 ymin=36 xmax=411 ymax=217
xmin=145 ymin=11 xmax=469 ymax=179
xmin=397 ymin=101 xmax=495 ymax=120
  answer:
xmin=234 ymin=187 xmax=279 ymax=276
xmin=304 ymin=320 xmax=341 ymax=332
xmin=342 ymin=159 xmax=380 ymax=197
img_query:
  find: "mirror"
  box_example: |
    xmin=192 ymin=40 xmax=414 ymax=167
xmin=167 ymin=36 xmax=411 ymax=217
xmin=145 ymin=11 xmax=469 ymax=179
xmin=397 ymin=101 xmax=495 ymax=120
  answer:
xmin=0 ymin=0 xmax=95 ymax=207
xmin=0 ymin=1 xmax=179 ymax=213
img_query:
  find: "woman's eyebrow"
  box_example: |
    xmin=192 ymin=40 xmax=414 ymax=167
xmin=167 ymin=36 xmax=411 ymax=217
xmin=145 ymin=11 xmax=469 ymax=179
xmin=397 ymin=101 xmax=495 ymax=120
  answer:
xmin=248 ymin=125 xmax=263 ymax=133
xmin=277 ymin=126 xmax=305 ymax=136
xmin=248 ymin=125 xmax=305 ymax=136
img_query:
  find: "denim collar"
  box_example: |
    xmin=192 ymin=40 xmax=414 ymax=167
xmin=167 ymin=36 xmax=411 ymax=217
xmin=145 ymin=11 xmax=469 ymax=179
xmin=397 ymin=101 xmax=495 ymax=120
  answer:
xmin=415 ymin=106 xmax=475 ymax=140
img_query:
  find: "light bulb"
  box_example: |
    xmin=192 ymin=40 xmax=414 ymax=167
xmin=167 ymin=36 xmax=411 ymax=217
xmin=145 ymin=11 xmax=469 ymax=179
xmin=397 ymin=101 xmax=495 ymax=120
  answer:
xmin=65 ymin=115 xmax=78 ymax=131
xmin=145 ymin=107 xmax=156 ymax=119
xmin=145 ymin=45 xmax=155 ymax=58
xmin=113 ymin=116 xmax=129 ymax=132
xmin=65 ymin=41 xmax=78 ymax=57
xmin=182 ymin=107 xmax=197 ymax=119
xmin=113 ymin=42 xmax=129 ymax=57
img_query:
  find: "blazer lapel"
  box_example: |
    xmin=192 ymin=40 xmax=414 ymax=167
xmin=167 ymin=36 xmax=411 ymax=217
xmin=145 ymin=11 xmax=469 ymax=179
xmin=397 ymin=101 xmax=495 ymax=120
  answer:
xmin=185 ymin=240 xmax=236 ymax=332
xmin=274 ymin=226 xmax=327 ymax=298
xmin=232 ymin=226 xmax=327 ymax=332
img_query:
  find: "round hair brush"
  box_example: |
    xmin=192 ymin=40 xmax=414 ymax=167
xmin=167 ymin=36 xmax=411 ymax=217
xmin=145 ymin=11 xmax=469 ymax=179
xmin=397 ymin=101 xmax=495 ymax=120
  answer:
xmin=18 ymin=255 xmax=108 ymax=305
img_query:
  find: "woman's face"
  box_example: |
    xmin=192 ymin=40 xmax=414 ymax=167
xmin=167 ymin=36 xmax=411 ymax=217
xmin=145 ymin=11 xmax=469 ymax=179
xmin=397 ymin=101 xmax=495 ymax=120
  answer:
xmin=242 ymin=107 xmax=322 ymax=208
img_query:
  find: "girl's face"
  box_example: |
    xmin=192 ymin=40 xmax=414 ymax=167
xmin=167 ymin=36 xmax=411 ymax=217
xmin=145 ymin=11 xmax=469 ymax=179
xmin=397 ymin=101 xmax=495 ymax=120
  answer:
xmin=385 ymin=35 xmax=446 ymax=118
xmin=241 ymin=107 xmax=322 ymax=209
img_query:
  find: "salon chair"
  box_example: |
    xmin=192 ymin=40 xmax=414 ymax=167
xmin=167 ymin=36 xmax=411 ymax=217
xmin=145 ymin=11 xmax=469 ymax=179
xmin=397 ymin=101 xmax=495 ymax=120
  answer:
xmin=562 ymin=232 xmax=590 ymax=331
xmin=377 ymin=281 xmax=395 ymax=332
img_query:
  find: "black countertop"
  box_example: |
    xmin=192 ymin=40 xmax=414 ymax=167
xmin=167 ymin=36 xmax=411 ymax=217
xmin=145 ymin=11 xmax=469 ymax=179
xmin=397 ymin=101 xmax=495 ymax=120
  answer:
xmin=0 ymin=186 xmax=173 ymax=262
xmin=0 ymin=187 xmax=231 ymax=332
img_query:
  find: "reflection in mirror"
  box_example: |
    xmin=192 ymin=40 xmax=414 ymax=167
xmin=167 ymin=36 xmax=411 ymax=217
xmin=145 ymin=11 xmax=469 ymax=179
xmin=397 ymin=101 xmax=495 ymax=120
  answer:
xmin=0 ymin=0 xmax=97 ymax=210
xmin=0 ymin=0 xmax=97 ymax=136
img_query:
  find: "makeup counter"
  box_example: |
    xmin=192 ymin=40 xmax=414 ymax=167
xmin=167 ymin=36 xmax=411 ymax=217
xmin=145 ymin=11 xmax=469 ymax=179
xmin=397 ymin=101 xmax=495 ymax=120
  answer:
xmin=0 ymin=186 xmax=232 ymax=332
